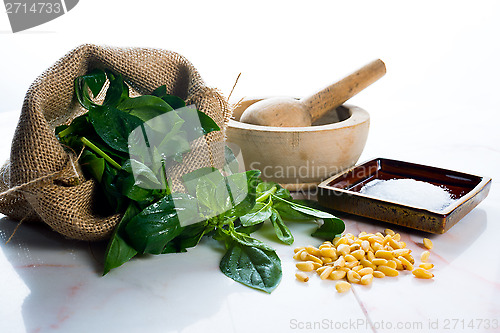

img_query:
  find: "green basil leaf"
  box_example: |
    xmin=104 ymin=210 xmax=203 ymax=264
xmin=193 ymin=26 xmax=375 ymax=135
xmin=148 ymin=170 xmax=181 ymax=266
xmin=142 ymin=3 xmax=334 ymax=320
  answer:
xmin=226 ymin=170 xmax=261 ymax=217
xmin=239 ymin=201 xmax=272 ymax=227
xmin=88 ymin=105 xmax=144 ymax=153
xmin=220 ymin=242 xmax=282 ymax=293
xmin=82 ymin=68 xmax=107 ymax=97
xmin=229 ymin=228 xmax=274 ymax=252
xmin=196 ymin=171 xmax=232 ymax=216
xmin=116 ymin=172 xmax=159 ymax=203
xmin=74 ymin=69 xmax=106 ymax=110
xmin=103 ymin=203 xmax=139 ymax=275
xmin=151 ymin=86 xmax=186 ymax=109
xmin=270 ymin=208 xmax=294 ymax=245
xmin=151 ymin=85 xmax=168 ymax=98
xmin=125 ymin=193 xmax=199 ymax=254
xmin=256 ymin=181 xmax=276 ymax=193
xmin=122 ymin=159 xmax=162 ymax=187
xmin=162 ymin=221 xmax=210 ymax=254
xmin=273 ymin=201 xmax=312 ymax=221
xmin=311 ymin=217 xmax=345 ymax=239
xmin=103 ymin=70 xmax=129 ymax=107
xmin=161 ymin=95 xmax=186 ymax=109
xmin=177 ymin=107 xmax=220 ymax=141
xmin=272 ymin=195 xmax=335 ymax=219
xmin=80 ymin=150 xmax=105 ymax=183
xmin=117 ymin=95 xmax=174 ymax=122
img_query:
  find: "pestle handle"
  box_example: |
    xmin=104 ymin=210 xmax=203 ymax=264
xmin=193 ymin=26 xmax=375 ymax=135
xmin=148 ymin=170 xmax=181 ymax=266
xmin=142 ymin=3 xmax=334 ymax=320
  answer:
xmin=301 ymin=59 xmax=386 ymax=122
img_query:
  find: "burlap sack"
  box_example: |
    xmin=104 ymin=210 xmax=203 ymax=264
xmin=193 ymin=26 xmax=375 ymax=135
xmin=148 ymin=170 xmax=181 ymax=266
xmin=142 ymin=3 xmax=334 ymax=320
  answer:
xmin=0 ymin=44 xmax=230 ymax=241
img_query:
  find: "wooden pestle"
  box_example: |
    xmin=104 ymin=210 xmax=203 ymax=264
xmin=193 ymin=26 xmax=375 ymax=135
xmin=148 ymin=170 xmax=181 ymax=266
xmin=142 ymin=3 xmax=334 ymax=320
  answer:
xmin=239 ymin=59 xmax=386 ymax=127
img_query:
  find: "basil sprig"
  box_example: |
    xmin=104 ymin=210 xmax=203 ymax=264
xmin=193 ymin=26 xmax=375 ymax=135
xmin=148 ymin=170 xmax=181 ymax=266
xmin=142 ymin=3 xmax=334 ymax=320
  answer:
xmin=56 ymin=68 xmax=345 ymax=293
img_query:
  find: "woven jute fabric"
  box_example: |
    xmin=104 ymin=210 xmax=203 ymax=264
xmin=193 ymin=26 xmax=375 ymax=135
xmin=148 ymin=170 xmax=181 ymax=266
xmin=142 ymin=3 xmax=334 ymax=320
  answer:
xmin=0 ymin=44 xmax=230 ymax=241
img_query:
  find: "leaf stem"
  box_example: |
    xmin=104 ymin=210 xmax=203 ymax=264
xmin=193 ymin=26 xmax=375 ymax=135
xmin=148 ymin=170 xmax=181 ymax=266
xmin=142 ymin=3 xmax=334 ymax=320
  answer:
xmin=256 ymin=186 xmax=277 ymax=202
xmin=57 ymin=126 xmax=73 ymax=139
xmin=81 ymin=137 xmax=122 ymax=170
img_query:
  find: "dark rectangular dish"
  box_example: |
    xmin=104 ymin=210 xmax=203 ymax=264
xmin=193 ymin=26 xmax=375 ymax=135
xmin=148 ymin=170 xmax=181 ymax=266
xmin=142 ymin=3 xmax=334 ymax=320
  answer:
xmin=317 ymin=158 xmax=492 ymax=234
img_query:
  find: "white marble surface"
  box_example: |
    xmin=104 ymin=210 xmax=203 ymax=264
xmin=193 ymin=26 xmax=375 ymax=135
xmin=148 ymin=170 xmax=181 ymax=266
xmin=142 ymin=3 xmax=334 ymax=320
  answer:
xmin=1 ymin=1 xmax=500 ymax=332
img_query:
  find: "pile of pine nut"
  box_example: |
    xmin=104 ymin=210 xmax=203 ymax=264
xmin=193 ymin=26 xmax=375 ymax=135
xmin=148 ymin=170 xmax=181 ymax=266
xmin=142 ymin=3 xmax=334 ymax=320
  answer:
xmin=293 ymin=229 xmax=434 ymax=293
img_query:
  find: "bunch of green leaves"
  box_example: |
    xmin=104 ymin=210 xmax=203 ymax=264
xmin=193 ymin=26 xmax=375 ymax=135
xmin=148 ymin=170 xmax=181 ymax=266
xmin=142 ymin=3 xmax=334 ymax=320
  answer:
xmin=56 ymin=68 xmax=345 ymax=294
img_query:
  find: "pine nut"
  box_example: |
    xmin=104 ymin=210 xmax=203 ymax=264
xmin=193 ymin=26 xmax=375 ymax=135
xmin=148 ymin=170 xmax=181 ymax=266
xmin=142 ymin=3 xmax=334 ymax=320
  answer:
xmin=375 ymin=250 xmax=394 ymax=260
xmin=412 ymin=267 xmax=434 ymax=279
xmin=399 ymin=241 xmax=406 ymax=248
xmin=332 ymin=236 xmax=341 ymax=246
xmin=330 ymin=269 xmax=347 ymax=280
xmin=361 ymin=274 xmax=374 ymax=285
xmin=334 ymin=256 xmax=345 ymax=269
xmin=319 ymin=243 xmax=332 ymax=250
xmin=358 ymin=267 xmax=374 ymax=276
xmin=350 ymin=243 xmax=360 ymax=251
xmin=392 ymin=249 xmax=411 ymax=257
xmin=366 ymin=251 xmax=376 ymax=261
xmin=423 ymin=238 xmax=433 ymax=250
xmin=389 ymin=238 xmax=402 ymax=249
xmin=358 ymin=231 xmax=367 ymax=237
xmin=306 ymin=245 xmax=321 ymax=257
xmin=392 ymin=233 xmax=401 ymax=241
xmin=344 ymin=254 xmax=357 ymax=262
xmin=347 ymin=270 xmax=361 ymax=283
xmin=393 ymin=258 xmax=404 ymax=270
xmin=335 ymin=281 xmax=351 ymax=293
xmin=296 ymin=261 xmax=315 ymax=272
xmin=352 ymin=265 xmax=363 ymax=272
xmin=360 ymin=258 xmax=377 ymax=270
xmin=386 ymin=260 xmax=397 ymax=269
xmin=336 ymin=237 xmax=349 ymax=246
xmin=373 ymin=271 xmax=385 ymax=278
xmin=306 ymin=253 xmax=323 ymax=265
xmin=321 ymin=257 xmax=333 ymax=264
xmin=316 ymin=266 xmax=328 ymax=275
xmin=337 ymin=244 xmax=350 ymax=256
xmin=375 ymin=232 xmax=384 ymax=238
xmin=358 ymin=234 xmax=371 ymax=240
xmin=371 ymin=242 xmax=383 ymax=252
xmin=369 ymin=235 xmax=384 ymax=244
xmin=399 ymin=256 xmax=414 ymax=271
xmin=382 ymin=235 xmax=392 ymax=246
xmin=295 ymin=272 xmax=309 ymax=282
xmin=294 ymin=247 xmax=305 ymax=253
xmin=345 ymin=260 xmax=359 ymax=269
xmin=361 ymin=240 xmax=370 ymax=252
xmin=300 ymin=250 xmax=308 ymax=261
xmin=320 ymin=247 xmax=336 ymax=258
xmin=371 ymin=258 xmax=388 ymax=266
xmin=419 ymin=263 xmax=434 ymax=270
xmin=403 ymin=253 xmax=415 ymax=264
xmin=385 ymin=228 xmax=395 ymax=236
xmin=377 ymin=265 xmax=399 ymax=277
xmin=320 ymin=266 xmax=334 ymax=280
xmin=421 ymin=251 xmax=431 ymax=262
xmin=312 ymin=262 xmax=322 ymax=270
xmin=293 ymin=249 xmax=305 ymax=260
xmin=351 ymin=249 xmax=365 ymax=260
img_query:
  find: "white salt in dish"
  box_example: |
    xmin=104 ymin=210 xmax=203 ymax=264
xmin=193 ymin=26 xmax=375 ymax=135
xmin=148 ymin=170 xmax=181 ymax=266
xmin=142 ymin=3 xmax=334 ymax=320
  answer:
xmin=359 ymin=178 xmax=456 ymax=212
xmin=317 ymin=158 xmax=492 ymax=233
